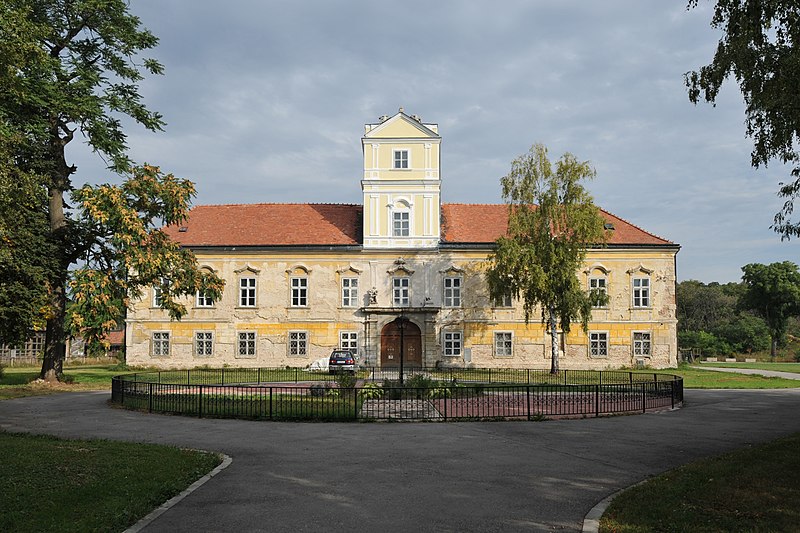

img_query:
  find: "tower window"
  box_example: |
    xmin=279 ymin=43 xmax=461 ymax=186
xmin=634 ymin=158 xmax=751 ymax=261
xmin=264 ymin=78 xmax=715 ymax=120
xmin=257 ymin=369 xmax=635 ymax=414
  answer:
xmin=394 ymin=150 xmax=409 ymax=169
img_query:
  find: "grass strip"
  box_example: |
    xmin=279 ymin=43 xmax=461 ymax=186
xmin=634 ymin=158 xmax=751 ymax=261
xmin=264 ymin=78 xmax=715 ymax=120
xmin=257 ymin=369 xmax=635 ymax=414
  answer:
xmin=600 ymin=432 xmax=800 ymax=532
xmin=667 ymin=366 xmax=800 ymax=389
xmin=696 ymin=362 xmax=800 ymax=374
xmin=0 ymin=431 xmax=222 ymax=533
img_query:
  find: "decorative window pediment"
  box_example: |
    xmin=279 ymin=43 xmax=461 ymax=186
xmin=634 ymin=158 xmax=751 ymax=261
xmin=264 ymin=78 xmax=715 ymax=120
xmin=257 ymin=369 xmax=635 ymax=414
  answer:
xmin=627 ymin=264 xmax=653 ymax=275
xmin=336 ymin=264 xmax=362 ymax=275
xmin=234 ymin=265 xmax=260 ymax=275
xmin=286 ymin=264 xmax=311 ymax=276
xmin=584 ymin=263 xmax=610 ymax=275
xmin=387 ymin=257 xmax=414 ymax=275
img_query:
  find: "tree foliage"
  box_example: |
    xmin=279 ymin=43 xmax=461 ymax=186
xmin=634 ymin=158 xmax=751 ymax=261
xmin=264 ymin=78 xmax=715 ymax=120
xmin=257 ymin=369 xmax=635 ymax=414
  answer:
xmin=0 ymin=1 xmax=221 ymax=378
xmin=739 ymin=261 xmax=800 ymax=357
xmin=486 ymin=144 xmax=608 ymax=373
xmin=686 ymin=0 xmax=800 ymax=239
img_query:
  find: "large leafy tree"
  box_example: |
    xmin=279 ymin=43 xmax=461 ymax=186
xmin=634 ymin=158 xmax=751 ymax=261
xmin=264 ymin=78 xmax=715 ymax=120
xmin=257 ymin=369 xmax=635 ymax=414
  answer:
xmin=739 ymin=261 xmax=800 ymax=358
xmin=0 ymin=0 xmax=223 ymax=379
xmin=686 ymin=0 xmax=800 ymax=239
xmin=486 ymin=144 xmax=608 ymax=373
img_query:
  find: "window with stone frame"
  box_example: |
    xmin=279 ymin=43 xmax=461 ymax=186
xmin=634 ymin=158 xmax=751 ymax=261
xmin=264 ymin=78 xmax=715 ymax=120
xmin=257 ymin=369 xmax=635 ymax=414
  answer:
xmin=195 ymin=331 xmax=214 ymax=357
xmin=589 ymin=276 xmax=608 ymax=308
xmin=393 ymin=276 xmax=410 ymax=306
xmin=443 ymin=276 xmax=462 ymax=307
xmin=632 ymin=277 xmax=650 ymax=308
xmin=393 ymin=149 xmax=409 ymax=169
xmin=340 ymin=331 xmax=358 ymax=353
xmin=341 ymin=277 xmax=358 ymax=307
xmin=494 ymin=331 xmax=513 ymax=357
xmin=238 ymin=331 xmax=256 ymax=357
xmin=239 ymin=277 xmax=257 ymax=307
xmin=291 ymin=277 xmax=308 ymax=307
xmin=152 ymin=331 xmax=170 ymax=357
xmin=289 ymin=331 xmax=308 ymax=356
xmin=633 ymin=331 xmax=651 ymax=357
xmin=392 ymin=211 xmax=410 ymax=237
xmin=443 ymin=330 xmax=462 ymax=357
xmin=589 ymin=331 xmax=608 ymax=357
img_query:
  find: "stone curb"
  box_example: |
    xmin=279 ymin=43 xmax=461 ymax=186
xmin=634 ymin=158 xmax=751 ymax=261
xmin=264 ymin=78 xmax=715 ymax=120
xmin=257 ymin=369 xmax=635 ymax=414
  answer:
xmin=582 ymin=479 xmax=649 ymax=533
xmin=124 ymin=453 xmax=233 ymax=533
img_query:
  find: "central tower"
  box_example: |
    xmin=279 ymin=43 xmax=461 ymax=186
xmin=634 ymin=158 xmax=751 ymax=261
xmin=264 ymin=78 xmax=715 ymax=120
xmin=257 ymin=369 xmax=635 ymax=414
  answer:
xmin=361 ymin=108 xmax=441 ymax=249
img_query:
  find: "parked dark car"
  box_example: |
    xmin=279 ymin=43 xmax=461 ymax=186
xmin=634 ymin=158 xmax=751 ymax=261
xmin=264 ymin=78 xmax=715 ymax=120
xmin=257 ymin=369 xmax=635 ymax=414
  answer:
xmin=328 ymin=350 xmax=357 ymax=373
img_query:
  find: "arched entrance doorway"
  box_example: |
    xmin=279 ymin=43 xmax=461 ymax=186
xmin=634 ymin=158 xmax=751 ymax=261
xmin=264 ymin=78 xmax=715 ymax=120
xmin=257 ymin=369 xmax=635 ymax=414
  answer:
xmin=380 ymin=318 xmax=422 ymax=368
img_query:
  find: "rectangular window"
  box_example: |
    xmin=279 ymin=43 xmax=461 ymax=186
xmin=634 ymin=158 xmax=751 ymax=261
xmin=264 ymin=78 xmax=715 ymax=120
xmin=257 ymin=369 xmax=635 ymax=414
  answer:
xmin=291 ymin=277 xmax=308 ymax=307
xmin=498 ymin=294 xmax=513 ymax=308
xmin=633 ymin=332 xmax=651 ymax=356
xmin=289 ymin=331 xmax=307 ymax=357
xmin=342 ymin=278 xmax=358 ymax=307
xmin=443 ymin=331 xmax=462 ymax=357
xmin=443 ymin=276 xmax=462 ymax=307
xmin=589 ymin=332 xmax=608 ymax=358
xmin=196 ymin=291 xmax=214 ymax=308
xmin=152 ymin=332 xmax=170 ymax=357
xmin=393 ymin=277 xmax=410 ymax=306
xmin=394 ymin=149 xmax=409 ymax=169
xmin=633 ymin=278 xmax=650 ymax=308
xmin=494 ymin=332 xmax=513 ymax=357
xmin=589 ymin=277 xmax=608 ymax=308
xmin=238 ymin=331 xmax=256 ymax=357
xmin=152 ymin=278 xmax=166 ymax=307
xmin=392 ymin=211 xmax=410 ymax=237
xmin=340 ymin=331 xmax=358 ymax=352
xmin=239 ymin=277 xmax=256 ymax=307
xmin=195 ymin=332 xmax=214 ymax=357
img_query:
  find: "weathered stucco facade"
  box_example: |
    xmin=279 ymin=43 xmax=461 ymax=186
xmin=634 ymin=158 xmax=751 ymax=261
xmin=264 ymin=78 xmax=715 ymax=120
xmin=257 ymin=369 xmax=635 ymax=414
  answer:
xmin=126 ymin=110 xmax=679 ymax=370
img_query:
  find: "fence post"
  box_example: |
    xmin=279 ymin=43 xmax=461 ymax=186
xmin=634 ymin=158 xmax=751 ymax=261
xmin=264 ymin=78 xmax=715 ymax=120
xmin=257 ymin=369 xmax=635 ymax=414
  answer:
xmin=295 ymin=367 xmax=299 ymax=383
xmin=187 ymin=370 xmax=190 ymax=386
xmin=158 ymin=371 xmax=161 ymax=384
xmin=564 ymin=371 xmax=568 ymax=386
xmin=654 ymin=372 xmax=657 ymax=383
xmin=671 ymin=381 xmax=675 ymax=409
xmin=488 ymin=368 xmax=492 ymax=383
xmin=526 ymin=385 xmax=531 ymax=421
xmin=527 ymin=368 xmax=530 ymax=384
xmin=269 ymin=387 xmax=273 ymax=420
xmin=198 ymin=385 xmax=203 ymax=418
xmin=258 ymin=367 xmax=261 ymax=384
xmin=595 ymin=384 xmax=600 ymax=417
xmin=443 ymin=390 xmax=448 ymax=421
xmin=148 ymin=382 xmax=153 ymax=413
xmin=641 ymin=382 xmax=646 ymax=413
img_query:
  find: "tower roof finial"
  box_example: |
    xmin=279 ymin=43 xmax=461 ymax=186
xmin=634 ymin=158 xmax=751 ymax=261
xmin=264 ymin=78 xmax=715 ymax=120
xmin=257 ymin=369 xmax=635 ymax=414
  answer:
xmin=398 ymin=106 xmax=404 ymax=114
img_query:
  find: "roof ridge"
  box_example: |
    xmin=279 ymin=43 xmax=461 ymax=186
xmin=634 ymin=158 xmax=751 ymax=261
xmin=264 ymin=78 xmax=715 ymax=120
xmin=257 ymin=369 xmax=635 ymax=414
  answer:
xmin=191 ymin=202 xmax=361 ymax=208
xmin=600 ymin=208 xmax=672 ymax=244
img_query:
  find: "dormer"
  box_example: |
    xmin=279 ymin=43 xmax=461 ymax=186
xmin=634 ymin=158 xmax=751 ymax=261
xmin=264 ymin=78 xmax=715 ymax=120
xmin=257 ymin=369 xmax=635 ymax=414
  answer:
xmin=361 ymin=108 xmax=441 ymax=249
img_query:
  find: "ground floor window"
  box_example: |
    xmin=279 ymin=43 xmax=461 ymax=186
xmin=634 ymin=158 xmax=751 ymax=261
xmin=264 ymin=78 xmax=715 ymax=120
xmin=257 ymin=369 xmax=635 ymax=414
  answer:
xmin=238 ymin=331 xmax=256 ymax=358
xmin=494 ymin=332 xmax=513 ymax=357
xmin=340 ymin=331 xmax=358 ymax=353
xmin=589 ymin=332 xmax=608 ymax=358
xmin=152 ymin=332 xmax=170 ymax=357
xmin=633 ymin=331 xmax=651 ymax=357
xmin=289 ymin=331 xmax=308 ymax=357
xmin=195 ymin=331 xmax=214 ymax=357
xmin=443 ymin=331 xmax=462 ymax=357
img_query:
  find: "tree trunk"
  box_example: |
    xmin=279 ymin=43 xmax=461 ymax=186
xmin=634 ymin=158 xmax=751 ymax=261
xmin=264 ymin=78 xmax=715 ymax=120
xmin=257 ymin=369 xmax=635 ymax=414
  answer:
xmin=549 ymin=305 xmax=559 ymax=374
xmin=770 ymin=337 xmax=777 ymax=360
xmin=39 ymin=123 xmax=73 ymax=382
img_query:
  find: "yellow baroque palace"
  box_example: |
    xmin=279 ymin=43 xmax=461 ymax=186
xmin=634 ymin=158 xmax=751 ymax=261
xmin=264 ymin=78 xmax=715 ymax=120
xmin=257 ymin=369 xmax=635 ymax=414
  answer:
xmin=126 ymin=110 xmax=680 ymax=370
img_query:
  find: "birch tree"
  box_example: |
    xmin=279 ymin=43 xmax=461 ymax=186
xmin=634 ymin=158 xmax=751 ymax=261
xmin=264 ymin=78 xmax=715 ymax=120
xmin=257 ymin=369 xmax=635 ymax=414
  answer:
xmin=486 ymin=144 xmax=608 ymax=373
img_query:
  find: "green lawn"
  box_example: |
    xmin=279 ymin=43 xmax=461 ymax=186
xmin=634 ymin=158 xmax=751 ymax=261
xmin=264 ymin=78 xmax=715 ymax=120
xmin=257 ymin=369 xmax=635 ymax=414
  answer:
xmin=660 ymin=366 xmax=800 ymax=389
xmin=0 ymin=364 xmax=125 ymax=400
xmin=600 ymin=432 xmax=800 ymax=532
xmin=0 ymin=431 xmax=222 ymax=533
xmin=696 ymin=361 xmax=800 ymax=374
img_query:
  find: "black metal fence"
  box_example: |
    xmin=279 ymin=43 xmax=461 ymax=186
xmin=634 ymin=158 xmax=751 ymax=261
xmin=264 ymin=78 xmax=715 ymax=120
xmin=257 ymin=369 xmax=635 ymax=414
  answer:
xmin=111 ymin=367 xmax=683 ymax=422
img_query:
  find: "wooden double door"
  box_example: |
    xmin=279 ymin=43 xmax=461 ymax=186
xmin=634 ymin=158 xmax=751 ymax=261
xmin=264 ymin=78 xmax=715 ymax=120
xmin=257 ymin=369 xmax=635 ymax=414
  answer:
xmin=380 ymin=318 xmax=422 ymax=368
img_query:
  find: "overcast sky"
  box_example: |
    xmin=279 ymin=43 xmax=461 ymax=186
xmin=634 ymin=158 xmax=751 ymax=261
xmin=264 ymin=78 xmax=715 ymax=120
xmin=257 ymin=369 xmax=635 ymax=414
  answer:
xmin=67 ymin=1 xmax=798 ymax=283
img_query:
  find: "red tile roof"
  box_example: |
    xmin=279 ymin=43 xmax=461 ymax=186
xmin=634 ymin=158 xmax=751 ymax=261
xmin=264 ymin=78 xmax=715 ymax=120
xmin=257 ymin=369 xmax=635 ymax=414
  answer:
xmin=441 ymin=204 xmax=673 ymax=245
xmin=164 ymin=203 xmax=673 ymax=247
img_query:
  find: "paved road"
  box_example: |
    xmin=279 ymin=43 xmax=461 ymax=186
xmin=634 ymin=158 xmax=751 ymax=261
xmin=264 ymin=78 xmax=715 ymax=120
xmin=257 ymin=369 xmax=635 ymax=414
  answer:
xmin=698 ymin=365 xmax=800 ymax=380
xmin=2 ymin=389 xmax=800 ymax=532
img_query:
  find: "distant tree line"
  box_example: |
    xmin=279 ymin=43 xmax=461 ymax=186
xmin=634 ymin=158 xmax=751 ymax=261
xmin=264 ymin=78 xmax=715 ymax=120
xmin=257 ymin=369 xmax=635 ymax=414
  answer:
xmin=678 ymin=262 xmax=800 ymax=358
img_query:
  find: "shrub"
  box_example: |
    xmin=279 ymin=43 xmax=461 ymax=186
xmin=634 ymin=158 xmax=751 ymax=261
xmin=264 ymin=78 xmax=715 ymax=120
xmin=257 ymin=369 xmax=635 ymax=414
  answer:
xmin=334 ymin=371 xmax=357 ymax=390
xmin=359 ymin=382 xmax=384 ymax=400
xmin=0 ymin=363 xmax=5 ymax=380
xmin=309 ymin=383 xmax=327 ymax=397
